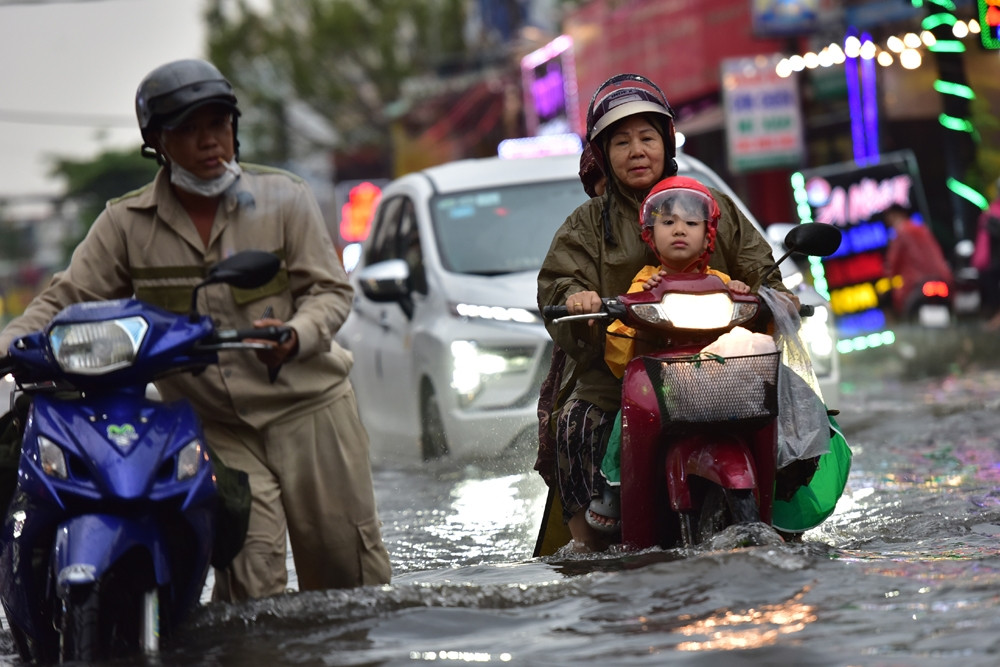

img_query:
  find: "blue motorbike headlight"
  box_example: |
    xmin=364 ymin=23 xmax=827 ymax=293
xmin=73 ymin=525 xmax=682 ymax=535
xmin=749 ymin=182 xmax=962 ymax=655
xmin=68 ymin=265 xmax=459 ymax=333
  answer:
xmin=37 ymin=436 xmax=68 ymax=479
xmin=176 ymin=439 xmax=204 ymax=481
xmin=49 ymin=317 xmax=148 ymax=375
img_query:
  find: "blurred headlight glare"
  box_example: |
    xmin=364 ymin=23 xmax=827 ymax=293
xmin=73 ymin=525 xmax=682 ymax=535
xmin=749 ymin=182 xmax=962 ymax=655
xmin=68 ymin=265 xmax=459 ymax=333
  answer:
xmin=452 ymin=303 xmax=539 ymax=324
xmin=450 ymin=340 xmax=533 ymax=404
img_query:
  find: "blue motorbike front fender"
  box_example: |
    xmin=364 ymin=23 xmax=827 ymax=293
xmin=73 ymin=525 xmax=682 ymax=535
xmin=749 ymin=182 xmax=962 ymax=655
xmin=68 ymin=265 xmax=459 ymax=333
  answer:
xmin=52 ymin=514 xmax=171 ymax=593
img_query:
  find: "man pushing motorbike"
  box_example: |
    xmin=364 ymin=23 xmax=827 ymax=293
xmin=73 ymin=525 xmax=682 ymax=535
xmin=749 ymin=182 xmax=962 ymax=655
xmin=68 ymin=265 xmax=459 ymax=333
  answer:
xmin=0 ymin=58 xmax=391 ymax=601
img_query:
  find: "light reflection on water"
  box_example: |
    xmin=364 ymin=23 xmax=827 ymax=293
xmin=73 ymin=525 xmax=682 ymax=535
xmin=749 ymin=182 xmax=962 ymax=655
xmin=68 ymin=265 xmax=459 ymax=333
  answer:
xmin=426 ymin=473 xmax=546 ymax=559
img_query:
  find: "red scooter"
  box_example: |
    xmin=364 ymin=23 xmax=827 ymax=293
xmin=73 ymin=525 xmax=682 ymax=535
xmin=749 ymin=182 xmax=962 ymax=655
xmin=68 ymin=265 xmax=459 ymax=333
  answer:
xmin=535 ymin=222 xmax=843 ymax=553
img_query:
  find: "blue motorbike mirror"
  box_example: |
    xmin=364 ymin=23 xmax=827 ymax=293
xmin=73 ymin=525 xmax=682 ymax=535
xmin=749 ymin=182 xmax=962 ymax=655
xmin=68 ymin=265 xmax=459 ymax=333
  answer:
xmin=205 ymin=250 xmax=281 ymax=289
xmin=189 ymin=250 xmax=281 ymax=318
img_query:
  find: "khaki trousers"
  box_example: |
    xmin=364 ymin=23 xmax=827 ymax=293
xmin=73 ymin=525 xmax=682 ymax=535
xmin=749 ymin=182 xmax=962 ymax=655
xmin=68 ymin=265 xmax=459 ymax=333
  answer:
xmin=205 ymin=387 xmax=392 ymax=602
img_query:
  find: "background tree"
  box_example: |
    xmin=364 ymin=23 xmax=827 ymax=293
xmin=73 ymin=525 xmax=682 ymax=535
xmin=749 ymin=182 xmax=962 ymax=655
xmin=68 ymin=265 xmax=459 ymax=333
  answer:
xmin=202 ymin=0 xmax=471 ymax=174
xmin=48 ymin=147 xmax=159 ymax=255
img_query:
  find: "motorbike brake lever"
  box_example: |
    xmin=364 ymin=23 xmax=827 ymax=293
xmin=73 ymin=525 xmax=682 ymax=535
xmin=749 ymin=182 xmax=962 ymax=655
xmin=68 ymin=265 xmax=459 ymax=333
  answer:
xmin=552 ymin=312 xmax=611 ymax=324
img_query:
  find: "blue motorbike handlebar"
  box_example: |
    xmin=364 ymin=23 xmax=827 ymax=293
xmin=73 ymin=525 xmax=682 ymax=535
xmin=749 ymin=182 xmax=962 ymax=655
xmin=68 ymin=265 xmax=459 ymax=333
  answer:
xmin=209 ymin=325 xmax=293 ymax=346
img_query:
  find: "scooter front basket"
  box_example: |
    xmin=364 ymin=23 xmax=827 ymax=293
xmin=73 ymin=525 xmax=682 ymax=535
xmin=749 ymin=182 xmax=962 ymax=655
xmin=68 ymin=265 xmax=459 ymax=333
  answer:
xmin=642 ymin=351 xmax=780 ymax=424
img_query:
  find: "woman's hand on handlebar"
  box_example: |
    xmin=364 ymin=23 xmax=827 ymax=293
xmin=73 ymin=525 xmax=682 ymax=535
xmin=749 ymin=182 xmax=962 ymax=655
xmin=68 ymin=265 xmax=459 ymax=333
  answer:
xmin=566 ymin=290 xmax=602 ymax=315
xmin=566 ymin=290 xmax=602 ymax=325
xmin=250 ymin=317 xmax=298 ymax=369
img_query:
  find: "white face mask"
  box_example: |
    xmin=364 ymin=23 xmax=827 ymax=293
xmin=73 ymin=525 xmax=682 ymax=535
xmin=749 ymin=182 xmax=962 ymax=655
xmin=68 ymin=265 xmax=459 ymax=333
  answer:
xmin=169 ymin=158 xmax=241 ymax=198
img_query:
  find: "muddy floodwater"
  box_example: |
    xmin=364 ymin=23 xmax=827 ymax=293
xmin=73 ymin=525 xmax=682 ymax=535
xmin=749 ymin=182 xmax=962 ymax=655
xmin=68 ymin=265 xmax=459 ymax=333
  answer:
xmin=4 ymin=326 xmax=1000 ymax=666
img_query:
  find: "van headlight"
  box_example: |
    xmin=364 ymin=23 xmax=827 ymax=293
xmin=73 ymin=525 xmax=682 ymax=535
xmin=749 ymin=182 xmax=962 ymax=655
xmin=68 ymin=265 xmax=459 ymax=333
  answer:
xmin=800 ymin=304 xmax=835 ymax=377
xmin=451 ymin=303 xmax=540 ymax=324
xmin=49 ymin=317 xmax=148 ymax=375
xmin=450 ymin=340 xmax=533 ymax=405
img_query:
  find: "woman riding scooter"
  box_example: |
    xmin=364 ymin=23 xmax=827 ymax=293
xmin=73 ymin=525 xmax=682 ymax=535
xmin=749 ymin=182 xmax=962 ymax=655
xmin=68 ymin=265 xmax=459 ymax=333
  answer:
xmin=535 ymin=72 xmax=791 ymax=553
xmin=588 ymin=176 xmax=753 ymax=531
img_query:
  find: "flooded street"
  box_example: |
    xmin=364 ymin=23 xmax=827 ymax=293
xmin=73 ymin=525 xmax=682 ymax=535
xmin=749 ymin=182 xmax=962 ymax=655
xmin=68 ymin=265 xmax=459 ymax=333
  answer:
xmin=4 ymin=330 xmax=1000 ymax=665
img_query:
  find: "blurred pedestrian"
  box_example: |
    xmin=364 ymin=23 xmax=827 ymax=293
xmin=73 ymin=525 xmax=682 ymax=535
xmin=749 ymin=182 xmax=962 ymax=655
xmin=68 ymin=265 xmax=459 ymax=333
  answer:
xmin=0 ymin=58 xmax=392 ymax=601
xmin=881 ymin=203 xmax=954 ymax=321
xmin=972 ymin=179 xmax=1000 ymax=330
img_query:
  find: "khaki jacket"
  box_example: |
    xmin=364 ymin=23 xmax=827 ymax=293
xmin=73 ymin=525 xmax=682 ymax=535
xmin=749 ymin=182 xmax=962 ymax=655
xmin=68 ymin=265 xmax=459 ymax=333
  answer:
xmin=0 ymin=164 xmax=354 ymax=429
xmin=537 ymin=185 xmax=786 ymax=412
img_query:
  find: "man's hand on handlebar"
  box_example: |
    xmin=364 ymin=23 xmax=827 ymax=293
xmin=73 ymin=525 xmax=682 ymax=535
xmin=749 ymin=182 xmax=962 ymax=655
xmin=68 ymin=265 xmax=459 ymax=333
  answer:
xmin=250 ymin=317 xmax=298 ymax=369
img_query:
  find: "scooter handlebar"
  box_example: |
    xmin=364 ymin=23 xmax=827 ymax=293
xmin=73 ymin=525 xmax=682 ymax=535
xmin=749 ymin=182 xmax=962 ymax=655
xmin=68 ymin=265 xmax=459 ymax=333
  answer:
xmin=200 ymin=325 xmax=293 ymax=349
xmin=542 ymin=305 xmax=569 ymax=319
xmin=543 ymin=299 xmax=622 ymax=323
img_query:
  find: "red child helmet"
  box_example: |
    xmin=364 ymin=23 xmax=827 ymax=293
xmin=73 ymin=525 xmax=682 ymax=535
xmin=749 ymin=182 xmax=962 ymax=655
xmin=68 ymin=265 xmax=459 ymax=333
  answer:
xmin=639 ymin=176 xmax=721 ymax=272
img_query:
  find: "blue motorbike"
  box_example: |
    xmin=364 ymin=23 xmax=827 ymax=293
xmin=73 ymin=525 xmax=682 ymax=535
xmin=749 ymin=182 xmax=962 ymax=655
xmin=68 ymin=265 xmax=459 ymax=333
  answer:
xmin=0 ymin=250 xmax=288 ymax=663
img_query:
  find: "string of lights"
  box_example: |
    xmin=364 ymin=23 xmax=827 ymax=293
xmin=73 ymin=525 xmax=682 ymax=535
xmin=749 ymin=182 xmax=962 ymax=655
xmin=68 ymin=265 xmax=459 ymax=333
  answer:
xmin=774 ymin=18 xmax=981 ymax=78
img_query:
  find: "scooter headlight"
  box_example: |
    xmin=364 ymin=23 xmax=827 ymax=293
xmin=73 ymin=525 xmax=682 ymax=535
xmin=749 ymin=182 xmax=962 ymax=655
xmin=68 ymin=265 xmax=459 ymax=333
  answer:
xmin=177 ymin=439 xmax=205 ymax=481
xmin=49 ymin=317 xmax=148 ymax=375
xmin=630 ymin=292 xmax=757 ymax=329
xmin=37 ymin=436 xmax=68 ymax=479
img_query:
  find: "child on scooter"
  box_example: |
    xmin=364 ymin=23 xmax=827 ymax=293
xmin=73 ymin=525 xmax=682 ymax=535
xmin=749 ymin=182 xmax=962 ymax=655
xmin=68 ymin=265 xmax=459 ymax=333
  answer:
xmin=587 ymin=175 xmax=751 ymax=532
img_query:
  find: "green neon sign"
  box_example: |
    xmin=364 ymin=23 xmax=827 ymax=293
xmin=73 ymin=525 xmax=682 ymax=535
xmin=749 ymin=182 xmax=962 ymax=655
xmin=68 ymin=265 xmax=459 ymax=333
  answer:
xmin=981 ymin=1 xmax=1000 ymax=49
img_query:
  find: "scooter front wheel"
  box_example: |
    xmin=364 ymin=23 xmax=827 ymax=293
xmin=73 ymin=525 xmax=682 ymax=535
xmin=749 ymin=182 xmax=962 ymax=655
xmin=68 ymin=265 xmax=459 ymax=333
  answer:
xmin=694 ymin=486 xmax=759 ymax=544
xmin=60 ymin=585 xmax=100 ymax=662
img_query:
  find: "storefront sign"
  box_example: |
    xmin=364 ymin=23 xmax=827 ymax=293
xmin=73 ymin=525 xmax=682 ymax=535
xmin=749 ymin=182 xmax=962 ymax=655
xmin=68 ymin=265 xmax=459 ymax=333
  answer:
xmin=521 ymin=35 xmax=582 ymax=137
xmin=794 ymin=150 xmax=930 ymax=338
xmin=751 ymin=0 xmax=821 ymax=36
xmin=722 ymin=54 xmax=804 ymax=173
xmin=980 ymin=0 xmax=1000 ymax=49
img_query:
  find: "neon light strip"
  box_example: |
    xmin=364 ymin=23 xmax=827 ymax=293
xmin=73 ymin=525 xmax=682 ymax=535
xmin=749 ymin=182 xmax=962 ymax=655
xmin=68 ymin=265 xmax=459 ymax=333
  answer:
xmin=923 ymin=13 xmax=957 ymax=30
xmin=789 ymin=171 xmax=833 ymax=300
xmin=938 ymin=113 xmax=974 ymax=132
xmin=947 ymin=177 xmax=989 ymax=209
xmin=837 ymin=330 xmax=896 ymax=354
xmin=843 ymin=31 xmax=868 ymax=163
xmin=923 ymin=0 xmax=958 ymax=10
xmin=934 ymin=80 xmax=975 ymax=99
xmin=860 ymin=33 xmax=879 ymax=160
xmin=928 ymin=39 xmax=967 ymax=52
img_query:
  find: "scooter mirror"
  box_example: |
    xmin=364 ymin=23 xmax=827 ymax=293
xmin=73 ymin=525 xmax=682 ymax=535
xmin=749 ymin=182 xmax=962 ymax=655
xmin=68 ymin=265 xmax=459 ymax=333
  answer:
xmin=205 ymin=250 xmax=281 ymax=289
xmin=189 ymin=251 xmax=281 ymax=319
xmin=762 ymin=223 xmax=842 ymax=283
xmin=783 ymin=223 xmax=842 ymax=258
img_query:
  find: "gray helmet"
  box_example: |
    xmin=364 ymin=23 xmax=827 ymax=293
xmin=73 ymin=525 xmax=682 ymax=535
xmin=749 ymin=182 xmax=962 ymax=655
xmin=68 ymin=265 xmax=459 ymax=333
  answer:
xmin=135 ymin=59 xmax=240 ymax=156
xmin=585 ymin=73 xmax=675 ymax=168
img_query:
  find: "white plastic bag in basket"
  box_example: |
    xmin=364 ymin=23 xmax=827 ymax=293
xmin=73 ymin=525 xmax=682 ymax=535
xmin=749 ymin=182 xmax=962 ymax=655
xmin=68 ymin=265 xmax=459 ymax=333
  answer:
xmin=700 ymin=327 xmax=777 ymax=419
xmin=701 ymin=326 xmax=777 ymax=357
xmin=758 ymin=286 xmax=830 ymax=468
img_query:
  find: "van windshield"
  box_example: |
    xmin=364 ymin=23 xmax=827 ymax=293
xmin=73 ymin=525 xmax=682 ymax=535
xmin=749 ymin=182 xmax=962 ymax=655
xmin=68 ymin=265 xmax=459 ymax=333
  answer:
xmin=431 ymin=179 xmax=587 ymax=275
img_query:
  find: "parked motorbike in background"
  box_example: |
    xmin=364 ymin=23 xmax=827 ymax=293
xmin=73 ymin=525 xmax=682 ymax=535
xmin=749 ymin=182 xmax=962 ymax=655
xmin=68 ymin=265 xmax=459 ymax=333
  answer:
xmin=0 ymin=250 xmax=289 ymax=664
xmin=534 ymin=223 xmax=847 ymax=555
xmin=903 ymin=278 xmax=954 ymax=328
